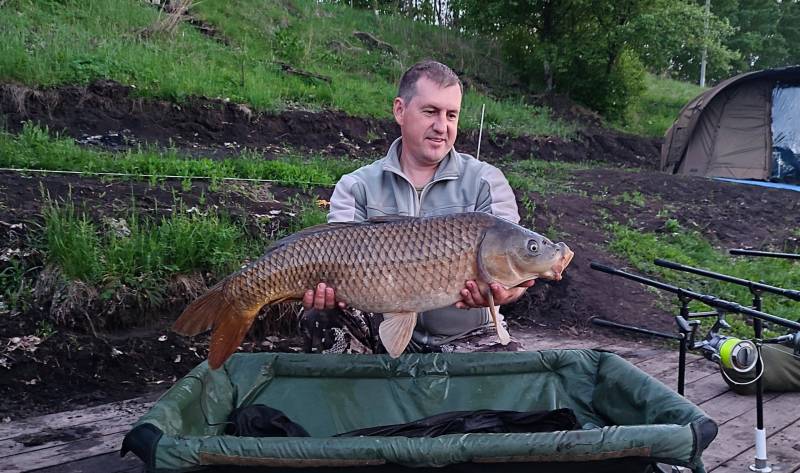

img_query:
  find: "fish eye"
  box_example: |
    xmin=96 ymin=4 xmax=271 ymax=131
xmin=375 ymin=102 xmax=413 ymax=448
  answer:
xmin=527 ymin=240 xmax=539 ymax=253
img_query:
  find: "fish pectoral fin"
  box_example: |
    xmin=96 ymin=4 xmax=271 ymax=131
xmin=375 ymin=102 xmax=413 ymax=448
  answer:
xmin=485 ymin=289 xmax=511 ymax=346
xmin=379 ymin=312 xmax=418 ymax=358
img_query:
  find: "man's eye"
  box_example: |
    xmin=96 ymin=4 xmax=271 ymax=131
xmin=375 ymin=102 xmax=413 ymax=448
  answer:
xmin=448 ymin=114 xmax=458 ymax=120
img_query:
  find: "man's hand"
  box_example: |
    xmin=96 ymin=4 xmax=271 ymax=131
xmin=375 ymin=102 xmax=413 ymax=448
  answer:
xmin=455 ymin=280 xmax=535 ymax=309
xmin=302 ymin=283 xmax=347 ymax=311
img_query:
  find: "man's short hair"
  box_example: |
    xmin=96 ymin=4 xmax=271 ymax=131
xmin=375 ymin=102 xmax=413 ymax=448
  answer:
xmin=397 ymin=60 xmax=463 ymax=104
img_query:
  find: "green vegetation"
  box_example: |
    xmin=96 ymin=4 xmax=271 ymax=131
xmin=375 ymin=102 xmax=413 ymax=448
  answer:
xmin=614 ymin=190 xmax=647 ymax=208
xmin=0 ymin=0 xmax=570 ymax=137
xmin=616 ymin=74 xmax=706 ymax=137
xmin=606 ymin=221 xmax=800 ymax=338
xmin=0 ymin=190 xmax=333 ymax=317
xmin=505 ymin=159 xmax=591 ymax=195
xmin=0 ymin=123 xmax=361 ymax=186
xmin=455 ymin=0 xmax=730 ymax=120
xmin=288 ymin=198 xmax=329 ymax=233
xmin=42 ymin=197 xmax=263 ymax=287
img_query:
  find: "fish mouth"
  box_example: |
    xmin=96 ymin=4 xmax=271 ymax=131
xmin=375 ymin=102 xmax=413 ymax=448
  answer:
xmin=549 ymin=245 xmax=575 ymax=281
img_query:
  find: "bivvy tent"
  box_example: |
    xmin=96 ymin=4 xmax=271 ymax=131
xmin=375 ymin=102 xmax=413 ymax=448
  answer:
xmin=122 ymin=350 xmax=718 ymax=473
xmin=661 ymin=65 xmax=800 ymax=182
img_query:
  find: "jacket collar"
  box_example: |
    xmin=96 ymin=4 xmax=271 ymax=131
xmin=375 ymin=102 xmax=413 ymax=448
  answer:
xmin=382 ymin=137 xmax=462 ymax=182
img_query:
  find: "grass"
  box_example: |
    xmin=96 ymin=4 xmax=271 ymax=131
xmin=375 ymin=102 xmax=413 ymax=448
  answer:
xmin=504 ymin=159 xmax=592 ymax=195
xmin=606 ymin=221 xmax=800 ymax=338
xmin=0 ymin=123 xmax=362 ymax=187
xmin=613 ymin=73 xmax=706 ymax=137
xmin=0 ymin=0 xmax=571 ymax=138
xmin=42 ymin=196 xmax=264 ymax=287
xmin=0 ymin=188 xmax=333 ymax=317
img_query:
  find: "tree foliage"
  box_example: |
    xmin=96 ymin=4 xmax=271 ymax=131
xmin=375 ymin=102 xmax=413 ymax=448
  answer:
xmin=705 ymin=0 xmax=800 ymax=79
xmin=454 ymin=0 xmax=693 ymax=118
xmin=329 ymin=0 xmax=800 ymax=118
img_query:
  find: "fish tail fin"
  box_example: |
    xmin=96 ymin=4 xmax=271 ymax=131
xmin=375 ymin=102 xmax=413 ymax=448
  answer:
xmin=172 ymin=283 xmax=229 ymax=336
xmin=207 ymin=309 xmax=259 ymax=369
xmin=172 ymin=282 xmax=260 ymax=369
xmin=379 ymin=312 xmax=418 ymax=358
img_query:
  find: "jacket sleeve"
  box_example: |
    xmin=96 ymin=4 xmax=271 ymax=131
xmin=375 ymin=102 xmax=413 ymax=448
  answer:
xmin=475 ymin=164 xmax=520 ymax=224
xmin=327 ymin=173 xmax=368 ymax=223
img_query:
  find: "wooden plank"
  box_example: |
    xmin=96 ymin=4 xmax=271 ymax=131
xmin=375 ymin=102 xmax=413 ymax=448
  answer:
xmin=515 ymin=333 xmax=606 ymax=351
xmin=650 ymin=359 xmax=725 ymax=393
xmin=636 ymin=351 xmax=703 ymax=378
xmin=711 ymin=417 xmax=800 ymax=473
xmin=0 ymin=409 xmax=148 ymax=459
xmin=594 ymin=343 xmax=670 ymax=365
xmin=698 ymin=389 xmax=783 ymax=426
xmin=1 ymin=429 xmax=130 ymax=473
xmin=30 ymin=451 xmax=144 ymax=473
xmin=702 ymin=392 xmax=800 ymax=470
xmin=683 ymin=372 xmax=732 ymax=406
xmin=0 ymin=394 xmax=159 ymax=442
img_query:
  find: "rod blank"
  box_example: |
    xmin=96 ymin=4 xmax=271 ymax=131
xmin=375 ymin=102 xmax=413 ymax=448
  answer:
xmin=729 ymin=249 xmax=800 ymax=260
xmin=654 ymin=258 xmax=800 ymax=302
xmin=589 ymin=262 xmax=800 ymax=331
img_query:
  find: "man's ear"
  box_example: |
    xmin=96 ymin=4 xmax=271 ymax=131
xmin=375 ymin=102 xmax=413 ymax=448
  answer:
xmin=393 ymin=97 xmax=405 ymax=126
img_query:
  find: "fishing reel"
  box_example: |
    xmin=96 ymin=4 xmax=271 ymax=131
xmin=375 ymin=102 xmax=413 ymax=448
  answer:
xmin=692 ymin=311 xmax=759 ymax=373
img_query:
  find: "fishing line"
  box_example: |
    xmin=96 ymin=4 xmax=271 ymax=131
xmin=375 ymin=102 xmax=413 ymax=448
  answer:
xmin=717 ymin=343 xmax=765 ymax=386
xmin=761 ymin=342 xmax=800 ymax=362
xmin=0 ymin=167 xmax=335 ymax=187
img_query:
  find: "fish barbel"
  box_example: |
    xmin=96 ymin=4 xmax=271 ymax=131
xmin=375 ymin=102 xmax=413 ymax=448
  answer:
xmin=173 ymin=212 xmax=574 ymax=368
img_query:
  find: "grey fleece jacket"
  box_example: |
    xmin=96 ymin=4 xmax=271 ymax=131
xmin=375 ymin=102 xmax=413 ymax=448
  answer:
xmin=327 ymin=138 xmax=520 ymax=338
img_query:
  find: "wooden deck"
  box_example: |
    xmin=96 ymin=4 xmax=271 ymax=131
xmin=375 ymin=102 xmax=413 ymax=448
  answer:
xmin=3 ymin=333 xmax=799 ymax=473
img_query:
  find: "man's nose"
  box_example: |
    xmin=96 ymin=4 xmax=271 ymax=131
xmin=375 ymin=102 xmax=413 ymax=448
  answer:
xmin=432 ymin=113 xmax=447 ymax=133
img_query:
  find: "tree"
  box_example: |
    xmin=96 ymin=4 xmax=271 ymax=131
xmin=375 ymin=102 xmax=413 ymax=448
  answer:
xmin=627 ymin=0 xmax=737 ymax=83
xmin=704 ymin=0 xmax=800 ymax=79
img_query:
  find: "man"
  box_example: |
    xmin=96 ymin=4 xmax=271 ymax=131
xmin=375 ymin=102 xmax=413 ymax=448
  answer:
xmin=298 ymin=60 xmax=533 ymax=354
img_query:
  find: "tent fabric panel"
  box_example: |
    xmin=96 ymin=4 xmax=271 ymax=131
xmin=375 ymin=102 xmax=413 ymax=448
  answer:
xmin=661 ymin=65 xmax=800 ymax=179
xmin=661 ymin=93 xmax=712 ymax=172
xmin=679 ymin=90 xmax=726 ymax=176
xmin=704 ymin=80 xmax=771 ymax=179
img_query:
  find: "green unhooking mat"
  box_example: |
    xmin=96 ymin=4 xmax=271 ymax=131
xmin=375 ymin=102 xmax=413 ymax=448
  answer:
xmin=121 ymin=350 xmax=718 ymax=473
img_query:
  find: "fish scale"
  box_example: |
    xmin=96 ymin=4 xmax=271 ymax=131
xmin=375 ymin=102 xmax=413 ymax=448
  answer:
xmin=173 ymin=212 xmax=574 ymax=368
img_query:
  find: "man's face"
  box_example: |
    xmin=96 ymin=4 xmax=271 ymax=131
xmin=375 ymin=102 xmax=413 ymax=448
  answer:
xmin=393 ymin=76 xmax=461 ymax=167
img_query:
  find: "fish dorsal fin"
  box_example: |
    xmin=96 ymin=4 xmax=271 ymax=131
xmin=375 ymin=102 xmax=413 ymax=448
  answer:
xmin=266 ymin=216 xmax=415 ymax=253
xmin=366 ymin=215 xmax=415 ymax=223
xmin=379 ymin=312 xmax=418 ymax=358
xmin=266 ymin=221 xmax=360 ymax=252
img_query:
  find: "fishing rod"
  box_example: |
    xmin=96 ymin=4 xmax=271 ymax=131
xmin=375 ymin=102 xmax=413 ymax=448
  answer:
xmin=729 ymin=249 xmax=800 ymax=260
xmin=653 ymin=257 xmax=800 ymax=472
xmin=591 ymin=261 xmax=800 ymax=473
xmin=654 ymin=259 xmax=800 ymax=302
xmin=590 ymin=263 xmax=800 ymax=331
xmin=476 ymin=103 xmax=486 ymax=161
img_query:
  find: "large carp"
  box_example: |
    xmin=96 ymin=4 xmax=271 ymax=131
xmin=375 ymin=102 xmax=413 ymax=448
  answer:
xmin=173 ymin=212 xmax=574 ymax=368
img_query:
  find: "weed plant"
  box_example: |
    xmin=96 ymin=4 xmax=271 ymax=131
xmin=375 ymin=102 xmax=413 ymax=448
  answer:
xmin=41 ymin=197 xmax=263 ymax=290
xmin=607 ymin=221 xmax=800 ymax=338
xmin=505 ymin=159 xmax=591 ymax=195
